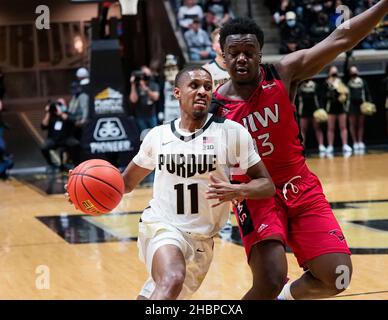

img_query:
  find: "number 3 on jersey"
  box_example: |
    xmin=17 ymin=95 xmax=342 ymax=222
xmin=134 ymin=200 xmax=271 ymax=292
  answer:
xmin=256 ymin=133 xmax=274 ymax=156
xmin=174 ymin=183 xmax=199 ymax=214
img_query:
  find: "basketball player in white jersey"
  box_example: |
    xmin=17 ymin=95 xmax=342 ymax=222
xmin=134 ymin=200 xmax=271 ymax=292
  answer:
xmin=203 ymin=28 xmax=230 ymax=92
xmin=121 ymin=65 xmax=275 ymax=300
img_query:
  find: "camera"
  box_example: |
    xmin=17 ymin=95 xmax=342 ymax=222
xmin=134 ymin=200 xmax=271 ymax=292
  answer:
xmin=132 ymin=70 xmax=150 ymax=83
xmin=48 ymin=101 xmax=59 ymax=115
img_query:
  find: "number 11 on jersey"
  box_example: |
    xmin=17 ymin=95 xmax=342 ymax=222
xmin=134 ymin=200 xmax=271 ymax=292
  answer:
xmin=174 ymin=183 xmax=199 ymax=215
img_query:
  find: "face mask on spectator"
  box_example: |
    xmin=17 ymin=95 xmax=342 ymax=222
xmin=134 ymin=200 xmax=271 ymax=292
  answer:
xmin=287 ymin=19 xmax=296 ymax=27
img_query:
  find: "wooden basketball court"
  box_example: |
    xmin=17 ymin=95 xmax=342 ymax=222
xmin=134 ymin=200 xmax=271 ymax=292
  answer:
xmin=0 ymin=151 xmax=388 ymax=300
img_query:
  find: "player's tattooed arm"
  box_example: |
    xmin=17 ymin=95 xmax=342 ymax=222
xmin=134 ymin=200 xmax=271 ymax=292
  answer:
xmin=276 ymin=0 xmax=388 ymax=91
xmin=206 ymin=162 xmax=275 ymax=207
xmin=122 ymin=161 xmax=152 ymax=193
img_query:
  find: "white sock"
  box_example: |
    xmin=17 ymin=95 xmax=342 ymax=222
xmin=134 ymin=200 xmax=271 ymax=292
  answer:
xmin=277 ymin=282 xmax=295 ymax=300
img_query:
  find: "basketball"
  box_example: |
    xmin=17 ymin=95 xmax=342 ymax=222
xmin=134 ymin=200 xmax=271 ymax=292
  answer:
xmin=67 ymin=159 xmax=125 ymax=216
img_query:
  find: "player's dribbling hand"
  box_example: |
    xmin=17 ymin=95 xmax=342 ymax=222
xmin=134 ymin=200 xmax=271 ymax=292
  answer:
xmin=206 ymin=174 xmax=245 ymax=207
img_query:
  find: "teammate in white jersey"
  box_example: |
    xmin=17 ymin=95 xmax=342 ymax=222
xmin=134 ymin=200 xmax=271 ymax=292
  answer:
xmin=121 ymin=65 xmax=275 ymax=300
xmin=203 ymin=28 xmax=230 ymax=92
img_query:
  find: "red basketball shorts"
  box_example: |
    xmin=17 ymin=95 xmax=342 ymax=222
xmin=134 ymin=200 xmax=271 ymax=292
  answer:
xmin=234 ymin=165 xmax=351 ymax=267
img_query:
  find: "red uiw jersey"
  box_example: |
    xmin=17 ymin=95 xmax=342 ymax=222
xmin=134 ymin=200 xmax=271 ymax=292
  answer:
xmin=211 ymin=64 xmax=306 ymax=185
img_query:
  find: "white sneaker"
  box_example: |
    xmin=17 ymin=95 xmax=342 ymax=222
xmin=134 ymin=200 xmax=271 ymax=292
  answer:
xmin=343 ymin=144 xmax=352 ymax=153
xmin=343 ymin=151 xmax=352 ymax=158
xmin=326 ymin=145 xmax=334 ymax=153
xmin=318 ymin=145 xmax=326 ymax=153
xmin=353 ymin=143 xmax=360 ymax=150
xmin=358 ymin=142 xmax=365 ymax=150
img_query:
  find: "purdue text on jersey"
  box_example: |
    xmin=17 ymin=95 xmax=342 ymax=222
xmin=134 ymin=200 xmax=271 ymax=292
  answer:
xmin=158 ymin=154 xmax=217 ymax=178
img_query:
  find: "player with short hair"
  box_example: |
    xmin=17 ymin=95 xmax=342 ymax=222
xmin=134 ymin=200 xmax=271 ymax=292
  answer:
xmin=211 ymin=1 xmax=388 ymax=300
xmin=122 ymin=65 xmax=275 ymax=300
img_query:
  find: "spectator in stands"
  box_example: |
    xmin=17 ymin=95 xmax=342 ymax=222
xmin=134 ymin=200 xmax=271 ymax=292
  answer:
xmin=162 ymin=54 xmax=181 ymax=123
xmin=68 ymin=80 xmax=89 ymax=144
xmin=130 ymin=65 xmax=161 ymax=187
xmin=129 ymin=66 xmax=160 ymax=133
xmin=273 ymin=0 xmax=294 ymax=25
xmin=177 ymin=0 xmax=204 ymax=33
xmin=347 ymin=66 xmax=371 ymax=151
xmin=203 ymin=28 xmax=230 ymax=90
xmin=373 ymin=14 xmax=388 ymax=49
xmin=321 ymin=65 xmax=352 ymax=155
xmin=184 ymin=17 xmax=216 ymax=61
xmin=203 ymin=0 xmax=231 ymax=33
xmin=146 ymin=62 xmax=165 ymax=125
xmin=76 ymin=67 xmax=90 ymax=86
xmin=279 ymin=11 xmax=310 ymax=54
xmin=359 ymin=29 xmax=379 ymax=49
xmin=297 ymin=0 xmax=322 ymax=27
xmin=297 ymin=79 xmax=326 ymax=154
xmin=309 ymin=12 xmax=332 ymax=44
xmin=41 ymin=99 xmax=80 ymax=172
xmin=322 ymin=0 xmax=335 ymax=17
xmin=354 ymin=0 xmax=377 ymax=15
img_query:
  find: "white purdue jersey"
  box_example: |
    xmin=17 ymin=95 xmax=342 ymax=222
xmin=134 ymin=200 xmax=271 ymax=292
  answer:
xmin=203 ymin=60 xmax=230 ymax=92
xmin=133 ymin=114 xmax=261 ymax=238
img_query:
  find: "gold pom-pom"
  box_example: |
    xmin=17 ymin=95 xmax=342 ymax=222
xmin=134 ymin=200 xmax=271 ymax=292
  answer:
xmin=338 ymin=93 xmax=347 ymax=103
xmin=360 ymin=102 xmax=376 ymax=116
xmin=337 ymin=82 xmax=349 ymax=104
xmin=337 ymin=82 xmax=349 ymax=95
xmin=313 ymin=108 xmax=329 ymax=123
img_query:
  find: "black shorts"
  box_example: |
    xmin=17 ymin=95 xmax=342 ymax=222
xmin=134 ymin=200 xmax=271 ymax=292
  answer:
xmin=348 ymin=99 xmax=363 ymax=115
xmin=299 ymin=105 xmax=315 ymax=118
xmin=326 ymin=101 xmax=346 ymax=115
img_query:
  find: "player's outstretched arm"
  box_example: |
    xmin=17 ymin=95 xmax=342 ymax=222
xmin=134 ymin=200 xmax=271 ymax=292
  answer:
xmin=122 ymin=161 xmax=152 ymax=193
xmin=206 ymin=162 xmax=275 ymax=207
xmin=277 ymin=0 xmax=388 ymax=86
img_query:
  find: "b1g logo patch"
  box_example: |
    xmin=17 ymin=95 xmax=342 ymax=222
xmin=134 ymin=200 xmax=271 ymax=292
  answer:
xmin=329 ymin=229 xmax=345 ymax=242
xmin=93 ymin=117 xmax=127 ymax=141
xmin=203 ymin=136 xmax=215 ymax=151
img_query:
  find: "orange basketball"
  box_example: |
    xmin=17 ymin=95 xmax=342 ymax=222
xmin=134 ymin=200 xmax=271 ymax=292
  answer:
xmin=67 ymin=159 xmax=125 ymax=216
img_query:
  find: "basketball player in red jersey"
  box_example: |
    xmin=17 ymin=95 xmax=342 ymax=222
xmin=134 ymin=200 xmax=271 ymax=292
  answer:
xmin=210 ymin=2 xmax=388 ymax=300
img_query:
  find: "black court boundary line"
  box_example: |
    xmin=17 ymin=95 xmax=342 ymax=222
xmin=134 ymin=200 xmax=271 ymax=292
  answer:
xmin=16 ymin=176 xmax=64 ymax=197
xmin=36 ymin=215 xmax=138 ymax=244
xmin=335 ymin=290 xmax=388 ymax=298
